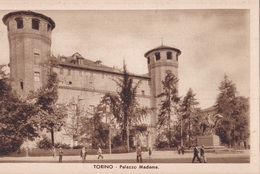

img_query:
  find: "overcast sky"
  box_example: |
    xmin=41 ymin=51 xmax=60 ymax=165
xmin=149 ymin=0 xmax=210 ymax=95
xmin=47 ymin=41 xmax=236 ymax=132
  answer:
xmin=0 ymin=9 xmax=250 ymax=109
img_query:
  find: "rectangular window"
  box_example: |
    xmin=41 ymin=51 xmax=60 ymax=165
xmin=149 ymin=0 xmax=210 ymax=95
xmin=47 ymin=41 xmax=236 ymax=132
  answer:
xmin=167 ymin=52 xmax=172 ymax=60
xmin=34 ymin=72 xmax=40 ymax=82
xmin=34 ymin=53 xmax=40 ymax=65
xmin=32 ymin=19 xmax=39 ymax=30
xmin=68 ymin=69 xmax=71 ymax=75
xmin=15 ymin=18 xmax=23 ymax=29
xmin=155 ymin=52 xmax=160 ymax=61
xmin=147 ymin=57 xmax=150 ymax=64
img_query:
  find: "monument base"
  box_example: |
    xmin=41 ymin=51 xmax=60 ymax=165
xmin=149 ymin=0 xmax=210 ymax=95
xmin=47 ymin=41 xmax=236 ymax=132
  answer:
xmin=197 ymin=135 xmax=220 ymax=146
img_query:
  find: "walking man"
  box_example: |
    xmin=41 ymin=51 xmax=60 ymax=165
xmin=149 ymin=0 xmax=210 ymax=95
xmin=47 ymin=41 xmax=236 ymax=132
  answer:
xmin=97 ymin=146 xmax=104 ymax=159
xmin=192 ymin=144 xmax=201 ymax=163
xmin=136 ymin=145 xmax=142 ymax=163
xmin=148 ymin=147 xmax=152 ymax=158
xmin=81 ymin=146 xmax=87 ymax=163
xmin=58 ymin=147 xmax=63 ymax=163
xmin=200 ymin=145 xmax=207 ymax=163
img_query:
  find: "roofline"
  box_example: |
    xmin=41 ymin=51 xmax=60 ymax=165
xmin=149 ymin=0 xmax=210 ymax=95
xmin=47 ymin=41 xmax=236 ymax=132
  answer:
xmin=57 ymin=62 xmax=151 ymax=80
xmin=2 ymin=10 xmax=55 ymax=30
xmin=144 ymin=46 xmax=181 ymax=57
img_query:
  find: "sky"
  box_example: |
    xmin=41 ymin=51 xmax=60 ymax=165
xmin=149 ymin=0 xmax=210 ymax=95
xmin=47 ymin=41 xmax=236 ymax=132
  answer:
xmin=0 ymin=9 xmax=250 ymax=109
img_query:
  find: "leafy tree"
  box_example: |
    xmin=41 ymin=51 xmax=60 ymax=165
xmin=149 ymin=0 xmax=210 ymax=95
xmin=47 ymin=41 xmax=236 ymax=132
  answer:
xmin=76 ymin=104 xmax=109 ymax=149
xmin=64 ymin=98 xmax=84 ymax=147
xmin=156 ymin=70 xmax=180 ymax=147
xmin=215 ymin=75 xmax=249 ymax=147
xmin=37 ymin=135 xmax=53 ymax=149
xmin=0 ymin=65 xmax=38 ymax=154
xmin=97 ymin=93 xmax=121 ymax=151
xmin=32 ymin=58 xmax=67 ymax=146
xmin=113 ymin=64 xmax=149 ymax=151
xmin=179 ymin=88 xmax=199 ymax=148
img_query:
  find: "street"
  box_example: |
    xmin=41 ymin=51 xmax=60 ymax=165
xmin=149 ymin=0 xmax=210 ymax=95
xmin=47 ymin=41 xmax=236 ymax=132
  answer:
xmin=0 ymin=150 xmax=249 ymax=163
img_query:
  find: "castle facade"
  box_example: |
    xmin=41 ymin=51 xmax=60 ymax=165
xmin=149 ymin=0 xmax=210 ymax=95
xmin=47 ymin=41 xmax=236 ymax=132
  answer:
xmin=2 ymin=11 xmax=181 ymax=147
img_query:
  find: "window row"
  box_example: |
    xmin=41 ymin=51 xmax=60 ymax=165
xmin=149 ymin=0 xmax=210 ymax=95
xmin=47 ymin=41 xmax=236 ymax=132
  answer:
xmin=14 ymin=17 xmax=52 ymax=31
xmin=59 ymin=68 xmax=117 ymax=80
xmin=147 ymin=51 xmax=178 ymax=64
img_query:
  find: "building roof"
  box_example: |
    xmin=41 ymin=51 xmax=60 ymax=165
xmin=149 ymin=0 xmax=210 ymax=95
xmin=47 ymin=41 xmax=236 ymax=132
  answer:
xmin=144 ymin=45 xmax=181 ymax=57
xmin=57 ymin=53 xmax=150 ymax=80
xmin=2 ymin=10 xmax=55 ymax=29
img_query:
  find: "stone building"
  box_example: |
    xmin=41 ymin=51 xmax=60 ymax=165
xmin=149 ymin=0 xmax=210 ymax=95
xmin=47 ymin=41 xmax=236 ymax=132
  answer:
xmin=2 ymin=11 xmax=181 ymax=148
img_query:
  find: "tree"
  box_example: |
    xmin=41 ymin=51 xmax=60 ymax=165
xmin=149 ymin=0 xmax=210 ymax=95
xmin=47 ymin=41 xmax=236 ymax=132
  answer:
xmin=156 ymin=70 xmax=180 ymax=147
xmin=111 ymin=63 xmax=149 ymax=152
xmin=32 ymin=58 xmax=67 ymax=146
xmin=98 ymin=93 xmax=121 ymax=152
xmin=63 ymin=98 xmax=83 ymax=147
xmin=179 ymin=88 xmax=199 ymax=148
xmin=215 ymin=75 xmax=249 ymax=147
xmin=0 ymin=65 xmax=38 ymax=154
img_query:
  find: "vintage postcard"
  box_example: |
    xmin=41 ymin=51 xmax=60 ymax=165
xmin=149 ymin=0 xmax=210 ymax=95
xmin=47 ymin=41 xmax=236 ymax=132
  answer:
xmin=0 ymin=0 xmax=259 ymax=174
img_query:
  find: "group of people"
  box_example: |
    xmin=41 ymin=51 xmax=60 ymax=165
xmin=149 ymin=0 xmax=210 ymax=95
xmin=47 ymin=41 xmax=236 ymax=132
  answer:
xmin=55 ymin=144 xmax=206 ymax=163
xmin=80 ymin=146 xmax=104 ymax=163
xmin=136 ymin=145 xmax=152 ymax=163
xmin=54 ymin=146 xmax=104 ymax=163
xmin=192 ymin=145 xmax=207 ymax=163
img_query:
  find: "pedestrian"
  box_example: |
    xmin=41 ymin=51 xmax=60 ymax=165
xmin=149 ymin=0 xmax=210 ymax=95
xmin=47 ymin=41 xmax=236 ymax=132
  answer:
xmin=136 ymin=145 xmax=142 ymax=163
xmin=81 ymin=146 xmax=87 ymax=163
xmin=177 ymin=145 xmax=181 ymax=154
xmin=148 ymin=147 xmax=152 ymax=158
xmin=200 ymin=145 xmax=207 ymax=163
xmin=53 ymin=146 xmax=56 ymax=158
xmin=97 ymin=147 xmax=104 ymax=159
xmin=58 ymin=147 xmax=63 ymax=163
xmin=181 ymin=145 xmax=185 ymax=154
xmin=192 ymin=144 xmax=201 ymax=163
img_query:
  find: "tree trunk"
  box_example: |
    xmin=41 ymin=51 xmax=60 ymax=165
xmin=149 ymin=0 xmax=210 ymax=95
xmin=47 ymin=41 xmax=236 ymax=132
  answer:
xmin=126 ymin=122 xmax=130 ymax=152
xmin=109 ymin=126 xmax=112 ymax=154
xmin=51 ymin=127 xmax=54 ymax=146
xmin=180 ymin=118 xmax=183 ymax=146
xmin=168 ymin=108 xmax=171 ymax=148
xmin=188 ymin=118 xmax=191 ymax=148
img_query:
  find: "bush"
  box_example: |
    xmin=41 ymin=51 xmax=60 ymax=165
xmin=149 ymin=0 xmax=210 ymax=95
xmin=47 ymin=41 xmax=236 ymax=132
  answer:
xmin=72 ymin=145 xmax=84 ymax=149
xmin=37 ymin=136 xmax=52 ymax=149
xmin=55 ymin=142 xmax=71 ymax=149
xmin=111 ymin=146 xmax=135 ymax=153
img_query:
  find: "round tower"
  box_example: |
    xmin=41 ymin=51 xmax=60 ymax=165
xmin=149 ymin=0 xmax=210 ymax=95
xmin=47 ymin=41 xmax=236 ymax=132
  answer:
xmin=144 ymin=45 xmax=181 ymax=146
xmin=2 ymin=11 xmax=55 ymax=99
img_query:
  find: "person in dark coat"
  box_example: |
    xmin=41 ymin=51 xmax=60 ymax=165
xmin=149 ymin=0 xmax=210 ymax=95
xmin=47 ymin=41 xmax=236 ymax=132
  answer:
xmin=58 ymin=147 xmax=63 ymax=163
xmin=136 ymin=145 xmax=142 ymax=163
xmin=192 ymin=145 xmax=201 ymax=163
xmin=148 ymin=148 xmax=152 ymax=158
xmin=200 ymin=145 xmax=207 ymax=163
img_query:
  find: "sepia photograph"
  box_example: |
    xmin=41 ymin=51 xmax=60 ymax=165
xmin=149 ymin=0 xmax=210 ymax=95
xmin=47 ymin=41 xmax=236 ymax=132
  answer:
xmin=0 ymin=0 xmax=259 ymax=174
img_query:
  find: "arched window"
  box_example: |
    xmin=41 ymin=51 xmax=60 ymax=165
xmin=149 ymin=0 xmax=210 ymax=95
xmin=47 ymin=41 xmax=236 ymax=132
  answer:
xmin=32 ymin=19 xmax=39 ymax=30
xmin=15 ymin=18 xmax=23 ymax=29
xmin=47 ymin=23 xmax=52 ymax=31
xmin=155 ymin=52 xmax=160 ymax=61
xmin=167 ymin=52 xmax=172 ymax=60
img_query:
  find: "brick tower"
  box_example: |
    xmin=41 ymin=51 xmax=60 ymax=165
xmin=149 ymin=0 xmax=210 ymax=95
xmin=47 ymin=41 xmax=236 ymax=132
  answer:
xmin=144 ymin=45 xmax=181 ymax=146
xmin=2 ymin=11 xmax=55 ymax=99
